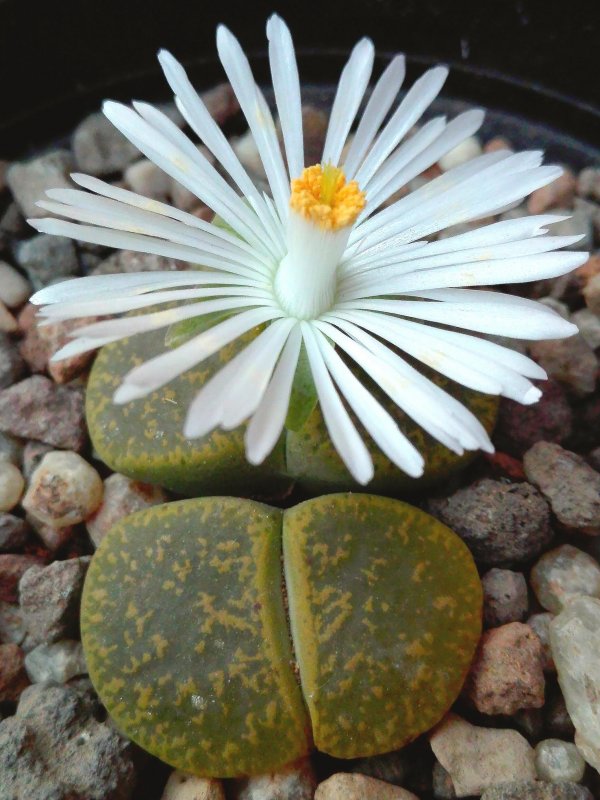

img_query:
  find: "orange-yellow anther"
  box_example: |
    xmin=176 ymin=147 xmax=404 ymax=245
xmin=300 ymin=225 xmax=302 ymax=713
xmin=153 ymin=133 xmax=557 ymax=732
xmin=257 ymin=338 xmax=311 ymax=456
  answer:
xmin=290 ymin=164 xmax=366 ymax=231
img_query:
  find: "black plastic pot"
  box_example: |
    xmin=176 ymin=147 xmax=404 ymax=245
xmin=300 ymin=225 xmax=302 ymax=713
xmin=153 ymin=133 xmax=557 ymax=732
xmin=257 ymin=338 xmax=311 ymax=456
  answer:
xmin=1 ymin=0 xmax=598 ymax=161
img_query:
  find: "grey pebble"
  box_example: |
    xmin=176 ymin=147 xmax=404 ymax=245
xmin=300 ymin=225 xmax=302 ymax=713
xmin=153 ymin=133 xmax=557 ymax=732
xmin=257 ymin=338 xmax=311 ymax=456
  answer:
xmin=0 ymin=682 xmax=136 ymax=800
xmin=0 ymin=332 xmax=26 ymax=389
xmin=72 ymin=112 xmax=140 ymax=175
xmin=15 ymin=234 xmax=79 ymax=291
xmin=483 ymin=568 xmax=528 ymax=627
xmin=19 ymin=557 xmax=90 ymax=645
xmin=429 ymin=480 xmax=552 ymax=566
xmin=480 ymin=781 xmax=593 ymax=800
xmin=0 ymin=513 xmax=30 ymax=552
xmin=6 ymin=149 xmax=75 ymax=219
xmin=0 ymin=431 xmax=24 ymax=466
xmin=0 ymin=376 xmax=87 ymax=451
xmin=524 ymin=442 xmax=600 ymax=535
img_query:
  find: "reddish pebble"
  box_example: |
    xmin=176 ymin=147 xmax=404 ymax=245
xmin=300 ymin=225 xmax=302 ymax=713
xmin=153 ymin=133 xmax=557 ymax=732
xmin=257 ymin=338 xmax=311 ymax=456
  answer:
xmin=466 ymin=622 xmax=545 ymax=715
xmin=0 ymin=642 xmax=29 ymax=701
xmin=527 ymin=169 xmax=577 ymax=214
xmin=0 ymin=553 xmax=46 ymax=602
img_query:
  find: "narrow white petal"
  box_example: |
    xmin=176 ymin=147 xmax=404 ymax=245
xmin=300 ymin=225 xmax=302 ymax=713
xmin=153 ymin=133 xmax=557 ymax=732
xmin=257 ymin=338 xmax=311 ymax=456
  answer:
xmin=366 ymin=109 xmax=485 ymax=211
xmin=338 ymin=309 xmax=545 ymax=401
xmin=38 ymin=285 xmax=272 ymax=322
xmin=322 ymin=38 xmax=375 ymax=167
xmin=216 ymin=25 xmax=290 ymax=220
xmin=315 ymin=329 xmax=425 ymax=477
xmin=301 ymin=322 xmax=373 ymax=484
xmin=219 ymin=318 xmax=297 ymax=429
xmin=343 ymin=54 xmax=406 ymax=179
xmin=352 ymin=150 xmax=532 ymax=246
xmin=355 ymin=66 xmax=448 ymax=187
xmin=315 ymin=319 xmax=465 ymax=454
xmin=103 ymin=100 xmax=273 ymax=254
xmin=339 ymin=251 xmax=588 ymax=300
xmin=114 ymin=306 xmax=284 ymax=402
xmin=185 ymin=318 xmax=296 ymax=436
xmin=339 ymin=234 xmax=584 ymax=294
xmin=29 ymin=217 xmax=267 ymax=279
xmin=30 ymin=270 xmax=253 ymax=306
xmin=245 ymin=325 xmax=302 ymax=464
xmin=320 ymin=315 xmax=494 ymax=452
xmin=52 ymin=297 xmax=264 ymax=361
xmin=69 ymin=173 xmax=278 ymax=269
xmin=362 ymin=114 xmax=447 ymax=201
xmin=337 ymin=296 xmax=578 ymax=340
xmin=267 ymin=15 xmax=304 ymax=178
xmin=38 ymin=193 xmax=270 ymax=278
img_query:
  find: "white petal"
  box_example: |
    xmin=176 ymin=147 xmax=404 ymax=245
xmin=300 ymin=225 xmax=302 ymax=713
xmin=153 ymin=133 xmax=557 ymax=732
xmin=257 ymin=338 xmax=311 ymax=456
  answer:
xmin=216 ymin=25 xmax=290 ymax=220
xmin=339 ymin=251 xmax=588 ymax=299
xmin=69 ymin=172 xmax=279 ymax=269
xmin=38 ymin=285 xmax=272 ymax=323
xmin=38 ymin=192 xmax=270 ymax=278
xmin=114 ymin=306 xmax=284 ymax=402
xmin=366 ymin=109 xmax=485 ymax=211
xmin=301 ymin=322 xmax=373 ymax=484
xmin=361 ymin=114 xmax=448 ymax=202
xmin=185 ymin=317 xmax=297 ymax=435
xmin=267 ymin=15 xmax=304 ymax=178
xmin=343 ymin=54 xmax=406 ymax=179
xmin=314 ymin=329 xmax=425 ymax=477
xmin=333 ymin=309 xmax=542 ymax=402
xmin=355 ymin=66 xmax=448 ymax=187
xmin=29 ymin=217 xmax=267 ymax=279
xmin=103 ymin=100 xmax=272 ymax=254
xmin=315 ymin=319 xmax=467 ymax=453
xmin=30 ymin=269 xmax=253 ymax=306
xmin=51 ymin=296 xmax=264 ymax=361
xmin=322 ymin=38 xmax=374 ymax=167
xmin=339 ymin=234 xmax=585 ymax=294
xmin=245 ymin=325 xmax=302 ymax=464
xmin=337 ymin=295 xmax=578 ymax=340
xmin=320 ymin=315 xmax=494 ymax=452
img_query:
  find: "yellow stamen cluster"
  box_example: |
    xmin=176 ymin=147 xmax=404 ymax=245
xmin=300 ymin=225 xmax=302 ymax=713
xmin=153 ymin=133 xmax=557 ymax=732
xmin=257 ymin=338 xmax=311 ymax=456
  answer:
xmin=290 ymin=164 xmax=366 ymax=231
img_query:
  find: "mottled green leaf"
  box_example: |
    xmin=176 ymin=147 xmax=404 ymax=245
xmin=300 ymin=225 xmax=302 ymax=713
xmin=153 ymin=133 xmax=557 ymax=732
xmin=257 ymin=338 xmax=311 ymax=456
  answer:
xmin=285 ymin=342 xmax=318 ymax=432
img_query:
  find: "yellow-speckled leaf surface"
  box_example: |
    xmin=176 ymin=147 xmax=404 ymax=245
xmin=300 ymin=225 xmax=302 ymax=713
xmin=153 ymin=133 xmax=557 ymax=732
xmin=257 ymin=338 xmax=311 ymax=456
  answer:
xmin=81 ymin=497 xmax=311 ymax=777
xmin=282 ymin=493 xmax=482 ymax=759
xmin=87 ymin=331 xmax=498 ymax=498
xmin=286 ymin=375 xmax=498 ymax=495
xmin=85 ymin=327 xmax=290 ymax=497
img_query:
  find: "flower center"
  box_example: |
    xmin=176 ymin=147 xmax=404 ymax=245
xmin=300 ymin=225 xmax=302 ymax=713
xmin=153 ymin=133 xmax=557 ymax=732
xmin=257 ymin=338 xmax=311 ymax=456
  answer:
xmin=289 ymin=164 xmax=366 ymax=231
xmin=274 ymin=164 xmax=366 ymax=320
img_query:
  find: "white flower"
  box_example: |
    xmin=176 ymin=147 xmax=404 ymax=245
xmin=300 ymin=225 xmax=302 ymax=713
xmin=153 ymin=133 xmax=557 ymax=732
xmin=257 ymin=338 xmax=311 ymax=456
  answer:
xmin=30 ymin=15 xmax=586 ymax=485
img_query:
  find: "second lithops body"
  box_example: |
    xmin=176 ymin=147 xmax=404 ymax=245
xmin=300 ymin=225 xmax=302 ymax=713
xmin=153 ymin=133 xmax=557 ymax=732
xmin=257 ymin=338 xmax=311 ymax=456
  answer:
xmin=81 ymin=492 xmax=482 ymax=776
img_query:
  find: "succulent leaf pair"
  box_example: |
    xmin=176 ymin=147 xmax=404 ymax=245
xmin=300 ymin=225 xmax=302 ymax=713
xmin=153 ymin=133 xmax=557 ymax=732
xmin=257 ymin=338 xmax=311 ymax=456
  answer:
xmin=82 ymin=492 xmax=482 ymax=777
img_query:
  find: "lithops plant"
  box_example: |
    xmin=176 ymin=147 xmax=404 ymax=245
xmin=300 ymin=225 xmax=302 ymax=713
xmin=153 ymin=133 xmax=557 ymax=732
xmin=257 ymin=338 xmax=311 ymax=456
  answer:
xmin=81 ymin=492 xmax=482 ymax=776
xmin=85 ymin=326 xmax=498 ymax=498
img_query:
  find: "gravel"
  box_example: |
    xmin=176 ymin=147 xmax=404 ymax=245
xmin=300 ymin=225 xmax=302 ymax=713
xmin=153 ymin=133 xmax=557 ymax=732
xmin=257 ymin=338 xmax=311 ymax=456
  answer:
xmin=0 ymin=376 xmax=87 ymax=451
xmin=524 ymin=442 xmax=600 ymax=535
xmin=465 ymin=622 xmax=545 ymax=715
xmin=429 ymin=480 xmax=553 ymax=566
xmin=19 ymin=557 xmax=90 ymax=645
xmin=0 ymin=82 xmax=599 ymax=800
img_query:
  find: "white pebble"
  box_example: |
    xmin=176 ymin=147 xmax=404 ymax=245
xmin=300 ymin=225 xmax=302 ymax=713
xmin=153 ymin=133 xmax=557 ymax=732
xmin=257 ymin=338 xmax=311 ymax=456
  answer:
xmin=438 ymin=136 xmax=482 ymax=171
xmin=124 ymin=159 xmax=171 ymax=200
xmin=24 ymin=640 xmax=87 ymax=683
xmin=22 ymin=451 xmax=103 ymax=528
xmin=160 ymin=770 xmax=225 ymax=800
xmin=0 ymin=261 xmax=31 ymax=308
xmin=0 ymin=462 xmax=24 ymax=511
xmin=535 ymin=738 xmax=586 ymax=783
